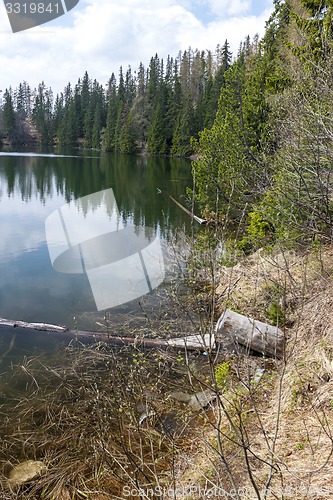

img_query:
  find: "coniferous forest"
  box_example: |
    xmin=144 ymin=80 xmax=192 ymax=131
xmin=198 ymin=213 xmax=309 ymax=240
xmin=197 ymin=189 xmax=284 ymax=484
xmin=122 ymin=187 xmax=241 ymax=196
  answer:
xmin=1 ymin=0 xmax=333 ymax=250
xmin=0 ymin=40 xmax=232 ymax=156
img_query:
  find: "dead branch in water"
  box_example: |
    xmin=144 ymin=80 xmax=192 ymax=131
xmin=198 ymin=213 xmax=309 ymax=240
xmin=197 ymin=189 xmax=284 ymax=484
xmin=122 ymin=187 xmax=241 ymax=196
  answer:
xmin=168 ymin=194 xmax=207 ymax=225
xmin=0 ymin=317 xmax=213 ymax=352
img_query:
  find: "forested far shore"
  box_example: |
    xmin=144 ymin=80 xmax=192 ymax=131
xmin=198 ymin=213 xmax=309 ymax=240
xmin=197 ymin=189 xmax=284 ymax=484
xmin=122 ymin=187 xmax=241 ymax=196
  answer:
xmin=0 ymin=40 xmax=234 ymax=156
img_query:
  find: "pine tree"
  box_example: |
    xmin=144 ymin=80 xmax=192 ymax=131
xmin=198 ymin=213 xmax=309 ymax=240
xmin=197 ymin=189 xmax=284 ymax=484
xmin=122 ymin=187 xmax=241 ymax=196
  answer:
xmin=292 ymin=0 xmax=333 ymax=60
xmin=54 ymin=93 xmax=64 ymax=142
xmin=171 ymin=93 xmax=194 ymax=156
xmin=130 ymin=63 xmax=150 ymax=150
xmin=113 ymin=67 xmax=131 ymax=152
xmin=103 ymin=73 xmax=118 ymax=151
xmin=15 ymin=83 xmax=26 ymax=119
xmin=62 ymin=101 xmax=77 ymax=146
xmin=32 ymin=82 xmax=54 ymax=144
xmin=147 ymin=100 xmax=168 ymax=154
xmin=193 ymin=53 xmax=270 ymax=219
xmin=2 ymin=89 xmax=16 ymax=140
xmin=119 ymin=113 xmax=136 ymax=154
xmin=80 ymin=71 xmax=91 ymax=137
xmin=91 ymin=101 xmax=101 ymax=149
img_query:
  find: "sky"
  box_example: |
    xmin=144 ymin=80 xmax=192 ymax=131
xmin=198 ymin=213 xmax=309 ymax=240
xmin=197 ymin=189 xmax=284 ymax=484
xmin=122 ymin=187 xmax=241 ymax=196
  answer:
xmin=0 ymin=0 xmax=275 ymax=96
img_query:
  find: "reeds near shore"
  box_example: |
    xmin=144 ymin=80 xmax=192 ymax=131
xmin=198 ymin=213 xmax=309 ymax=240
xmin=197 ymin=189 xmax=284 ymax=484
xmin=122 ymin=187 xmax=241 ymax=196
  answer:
xmin=0 ymin=342 xmax=207 ymax=499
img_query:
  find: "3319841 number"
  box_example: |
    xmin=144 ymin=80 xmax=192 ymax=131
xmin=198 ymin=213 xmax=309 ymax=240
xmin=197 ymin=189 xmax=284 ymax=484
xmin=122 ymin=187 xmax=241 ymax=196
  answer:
xmin=5 ymin=3 xmax=60 ymax=15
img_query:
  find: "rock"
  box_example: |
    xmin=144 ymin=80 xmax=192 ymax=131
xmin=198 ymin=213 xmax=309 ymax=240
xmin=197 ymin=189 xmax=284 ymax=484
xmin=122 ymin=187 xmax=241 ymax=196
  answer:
xmin=169 ymin=391 xmax=192 ymax=403
xmin=170 ymin=389 xmax=216 ymax=411
xmin=188 ymin=390 xmax=216 ymax=411
xmin=8 ymin=460 xmax=47 ymax=486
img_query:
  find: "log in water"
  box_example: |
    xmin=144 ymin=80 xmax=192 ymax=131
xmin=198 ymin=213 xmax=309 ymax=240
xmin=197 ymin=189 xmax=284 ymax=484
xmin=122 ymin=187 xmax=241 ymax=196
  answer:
xmin=0 ymin=317 xmax=214 ymax=352
xmin=0 ymin=309 xmax=285 ymax=358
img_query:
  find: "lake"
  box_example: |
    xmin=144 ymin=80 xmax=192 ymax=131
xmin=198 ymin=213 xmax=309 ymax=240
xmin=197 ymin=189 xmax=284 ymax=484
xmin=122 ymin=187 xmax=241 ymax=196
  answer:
xmin=0 ymin=149 xmax=194 ymax=362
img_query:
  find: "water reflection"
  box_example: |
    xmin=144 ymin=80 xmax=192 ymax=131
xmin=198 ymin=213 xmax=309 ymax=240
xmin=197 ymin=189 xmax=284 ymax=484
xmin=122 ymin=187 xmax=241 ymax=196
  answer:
xmin=0 ymin=152 xmax=192 ymax=233
xmin=0 ymin=151 xmax=192 ymax=329
xmin=46 ymin=188 xmax=165 ymax=310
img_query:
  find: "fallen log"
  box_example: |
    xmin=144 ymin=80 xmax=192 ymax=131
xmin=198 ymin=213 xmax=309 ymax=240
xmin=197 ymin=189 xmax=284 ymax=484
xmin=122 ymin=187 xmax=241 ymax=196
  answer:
xmin=0 ymin=318 xmax=67 ymax=332
xmin=1 ymin=311 xmax=284 ymax=358
xmin=215 ymin=308 xmax=285 ymax=359
xmin=0 ymin=318 xmax=214 ymax=352
xmin=168 ymin=195 xmax=207 ymax=225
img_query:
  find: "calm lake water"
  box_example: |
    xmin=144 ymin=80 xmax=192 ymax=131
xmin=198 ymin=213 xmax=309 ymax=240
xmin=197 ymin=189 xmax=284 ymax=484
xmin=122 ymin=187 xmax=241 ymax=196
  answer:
xmin=0 ymin=149 xmax=193 ymax=362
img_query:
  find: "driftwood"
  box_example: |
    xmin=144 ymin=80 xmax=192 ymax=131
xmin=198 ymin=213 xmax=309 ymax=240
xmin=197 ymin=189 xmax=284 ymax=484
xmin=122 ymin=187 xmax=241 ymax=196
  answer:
xmin=0 ymin=318 xmax=214 ymax=352
xmin=1 ymin=309 xmax=285 ymax=358
xmin=0 ymin=318 xmax=67 ymax=333
xmin=215 ymin=309 xmax=285 ymax=359
xmin=168 ymin=194 xmax=207 ymax=225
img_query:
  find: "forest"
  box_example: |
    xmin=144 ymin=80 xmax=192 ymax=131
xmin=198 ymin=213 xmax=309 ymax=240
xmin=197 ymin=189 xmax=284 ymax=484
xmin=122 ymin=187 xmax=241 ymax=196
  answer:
xmin=0 ymin=40 xmax=232 ymax=156
xmin=1 ymin=0 xmax=333 ymax=251
xmin=191 ymin=0 xmax=333 ymax=251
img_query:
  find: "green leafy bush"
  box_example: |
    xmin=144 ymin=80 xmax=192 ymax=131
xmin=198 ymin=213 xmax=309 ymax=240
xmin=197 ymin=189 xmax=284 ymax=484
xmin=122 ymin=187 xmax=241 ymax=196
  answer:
xmin=214 ymin=361 xmax=230 ymax=390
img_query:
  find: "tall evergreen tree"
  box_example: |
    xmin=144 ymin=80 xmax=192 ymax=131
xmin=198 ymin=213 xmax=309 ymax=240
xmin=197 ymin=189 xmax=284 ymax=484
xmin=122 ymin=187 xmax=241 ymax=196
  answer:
xmin=171 ymin=92 xmax=194 ymax=157
xmin=32 ymin=82 xmax=54 ymax=144
xmin=103 ymin=73 xmax=118 ymax=151
xmin=2 ymin=90 xmax=16 ymax=140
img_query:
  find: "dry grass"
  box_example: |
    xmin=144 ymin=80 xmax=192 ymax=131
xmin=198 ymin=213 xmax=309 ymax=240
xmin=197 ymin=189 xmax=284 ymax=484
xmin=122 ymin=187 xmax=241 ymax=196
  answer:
xmin=216 ymin=246 xmax=333 ymax=324
xmin=2 ymin=242 xmax=333 ymax=499
xmin=167 ymin=245 xmax=333 ymax=499
xmin=0 ymin=344 xmax=208 ymax=499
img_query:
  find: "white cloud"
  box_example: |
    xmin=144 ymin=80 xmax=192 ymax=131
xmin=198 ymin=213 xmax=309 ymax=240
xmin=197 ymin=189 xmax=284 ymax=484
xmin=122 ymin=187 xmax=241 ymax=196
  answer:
xmin=0 ymin=0 xmax=274 ymax=95
xmin=207 ymin=0 xmax=252 ymax=17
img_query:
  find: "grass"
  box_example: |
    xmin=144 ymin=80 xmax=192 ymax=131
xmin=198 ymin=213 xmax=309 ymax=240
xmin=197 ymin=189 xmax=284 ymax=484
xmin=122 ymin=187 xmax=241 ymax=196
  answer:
xmin=1 ymin=237 xmax=333 ymax=498
xmin=0 ymin=341 xmax=216 ymax=499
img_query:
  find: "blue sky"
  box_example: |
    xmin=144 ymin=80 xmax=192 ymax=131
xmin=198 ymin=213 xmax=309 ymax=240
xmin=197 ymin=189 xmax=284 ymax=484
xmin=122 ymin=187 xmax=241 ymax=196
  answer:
xmin=0 ymin=0 xmax=274 ymax=96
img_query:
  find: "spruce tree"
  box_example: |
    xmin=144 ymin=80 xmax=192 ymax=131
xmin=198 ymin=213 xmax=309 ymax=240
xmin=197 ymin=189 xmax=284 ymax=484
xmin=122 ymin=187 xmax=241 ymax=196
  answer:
xmin=103 ymin=73 xmax=118 ymax=151
xmin=171 ymin=92 xmax=194 ymax=157
xmin=2 ymin=90 xmax=16 ymax=140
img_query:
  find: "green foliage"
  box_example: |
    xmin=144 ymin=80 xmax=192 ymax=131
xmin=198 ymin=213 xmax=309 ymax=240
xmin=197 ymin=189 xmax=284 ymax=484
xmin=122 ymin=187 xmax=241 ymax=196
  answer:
xmin=262 ymin=282 xmax=286 ymax=326
xmin=3 ymin=2 xmax=333 ymax=255
xmin=118 ymin=114 xmax=137 ymax=154
xmin=291 ymin=0 xmax=333 ymax=61
xmin=265 ymin=301 xmax=285 ymax=327
xmin=32 ymin=83 xmax=54 ymax=144
xmin=1 ymin=45 xmax=233 ymax=155
xmin=255 ymin=70 xmax=333 ymax=246
xmin=171 ymin=94 xmax=195 ymax=156
xmin=147 ymin=102 xmax=168 ymax=154
xmin=103 ymin=74 xmax=118 ymax=151
xmin=247 ymin=211 xmax=273 ymax=240
xmin=192 ymin=31 xmax=280 ymax=223
xmin=2 ymin=90 xmax=16 ymax=138
xmin=237 ymin=210 xmax=275 ymax=253
xmin=193 ymin=1 xmax=333 ymax=252
xmin=214 ymin=361 xmax=230 ymax=390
